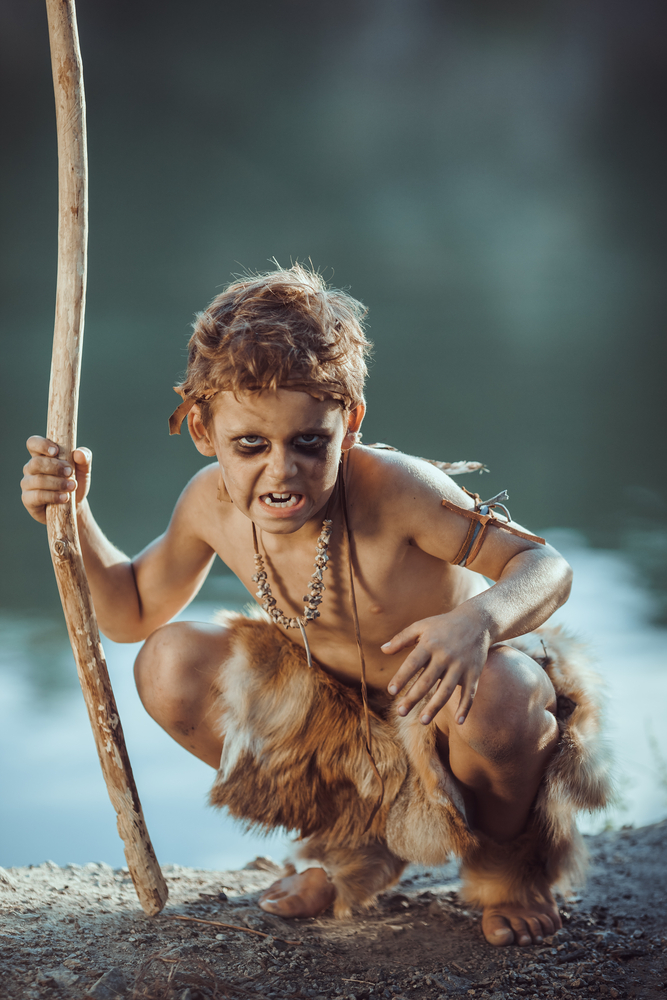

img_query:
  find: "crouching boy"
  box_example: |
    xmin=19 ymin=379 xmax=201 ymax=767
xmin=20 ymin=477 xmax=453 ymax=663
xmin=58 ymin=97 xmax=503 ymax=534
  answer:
xmin=21 ymin=265 xmax=611 ymax=947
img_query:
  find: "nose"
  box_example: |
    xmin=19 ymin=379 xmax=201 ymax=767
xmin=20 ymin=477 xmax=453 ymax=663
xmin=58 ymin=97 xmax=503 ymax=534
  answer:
xmin=266 ymin=445 xmax=298 ymax=485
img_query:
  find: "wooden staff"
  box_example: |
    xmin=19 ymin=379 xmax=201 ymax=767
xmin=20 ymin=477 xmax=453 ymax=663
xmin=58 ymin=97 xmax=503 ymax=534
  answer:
xmin=44 ymin=0 xmax=168 ymax=916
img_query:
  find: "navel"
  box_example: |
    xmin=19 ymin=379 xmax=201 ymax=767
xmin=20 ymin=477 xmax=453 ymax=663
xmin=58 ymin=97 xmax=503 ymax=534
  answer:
xmin=369 ymin=604 xmax=384 ymax=615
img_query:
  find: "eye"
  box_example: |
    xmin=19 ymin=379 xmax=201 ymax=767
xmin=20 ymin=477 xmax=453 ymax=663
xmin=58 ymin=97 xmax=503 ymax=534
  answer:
xmin=295 ymin=434 xmax=325 ymax=449
xmin=237 ymin=435 xmax=266 ymax=448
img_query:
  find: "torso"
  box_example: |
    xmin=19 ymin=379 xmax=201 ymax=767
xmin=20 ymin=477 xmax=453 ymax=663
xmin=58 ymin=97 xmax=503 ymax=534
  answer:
xmin=194 ymin=446 xmax=488 ymax=691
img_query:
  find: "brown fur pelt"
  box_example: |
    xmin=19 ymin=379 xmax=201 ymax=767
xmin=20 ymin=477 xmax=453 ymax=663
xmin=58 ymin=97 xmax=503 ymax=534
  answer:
xmin=209 ymin=611 xmax=612 ymax=917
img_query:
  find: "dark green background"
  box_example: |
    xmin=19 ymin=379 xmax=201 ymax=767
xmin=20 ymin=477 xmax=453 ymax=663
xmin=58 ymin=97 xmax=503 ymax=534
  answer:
xmin=2 ymin=0 xmax=666 ymax=614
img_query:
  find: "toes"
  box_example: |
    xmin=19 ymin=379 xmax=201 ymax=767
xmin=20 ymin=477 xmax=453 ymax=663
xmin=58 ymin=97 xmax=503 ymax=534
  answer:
xmin=482 ymin=914 xmax=514 ymax=947
xmin=486 ymin=925 xmax=514 ymax=946
xmin=508 ymin=917 xmax=532 ymax=947
xmin=259 ymin=898 xmax=281 ymax=913
xmin=259 ymin=894 xmax=294 ymax=915
xmin=259 ymin=890 xmax=287 ymax=903
xmin=526 ymin=916 xmax=544 ymax=943
xmin=537 ymin=913 xmax=555 ymax=938
xmin=261 ymin=879 xmax=283 ymax=896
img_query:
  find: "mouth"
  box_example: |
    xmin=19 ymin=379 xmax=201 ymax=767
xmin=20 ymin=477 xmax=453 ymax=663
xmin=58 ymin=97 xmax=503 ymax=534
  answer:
xmin=258 ymin=492 xmax=305 ymax=512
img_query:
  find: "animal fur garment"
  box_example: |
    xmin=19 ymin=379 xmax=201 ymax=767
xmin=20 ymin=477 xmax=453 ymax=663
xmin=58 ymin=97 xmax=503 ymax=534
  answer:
xmin=209 ymin=611 xmax=613 ymax=918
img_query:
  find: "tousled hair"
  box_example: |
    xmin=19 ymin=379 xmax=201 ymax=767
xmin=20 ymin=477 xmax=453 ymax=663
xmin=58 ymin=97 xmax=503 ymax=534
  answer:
xmin=176 ymin=264 xmax=372 ymax=423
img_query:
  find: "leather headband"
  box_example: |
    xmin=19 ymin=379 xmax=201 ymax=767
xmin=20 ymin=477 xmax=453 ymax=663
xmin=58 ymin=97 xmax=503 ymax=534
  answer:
xmin=168 ymin=383 xmax=351 ymax=436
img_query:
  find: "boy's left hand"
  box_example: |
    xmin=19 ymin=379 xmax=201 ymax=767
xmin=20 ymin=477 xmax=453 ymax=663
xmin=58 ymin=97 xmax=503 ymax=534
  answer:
xmin=381 ymin=608 xmax=492 ymax=726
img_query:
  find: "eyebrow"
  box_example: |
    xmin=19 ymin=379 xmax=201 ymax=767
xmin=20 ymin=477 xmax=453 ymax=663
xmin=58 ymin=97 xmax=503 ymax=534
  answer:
xmin=229 ymin=427 xmax=331 ymax=437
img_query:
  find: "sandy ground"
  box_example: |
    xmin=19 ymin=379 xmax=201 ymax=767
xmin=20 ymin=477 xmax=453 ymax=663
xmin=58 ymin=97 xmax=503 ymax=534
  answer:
xmin=0 ymin=823 xmax=665 ymax=1000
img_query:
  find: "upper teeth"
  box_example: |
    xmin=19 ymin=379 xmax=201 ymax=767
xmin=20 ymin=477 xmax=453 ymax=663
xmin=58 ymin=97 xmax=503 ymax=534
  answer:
xmin=262 ymin=493 xmax=299 ymax=507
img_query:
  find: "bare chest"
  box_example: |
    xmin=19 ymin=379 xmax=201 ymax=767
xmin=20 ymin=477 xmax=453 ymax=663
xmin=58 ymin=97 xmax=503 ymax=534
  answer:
xmin=204 ymin=506 xmax=485 ymax=689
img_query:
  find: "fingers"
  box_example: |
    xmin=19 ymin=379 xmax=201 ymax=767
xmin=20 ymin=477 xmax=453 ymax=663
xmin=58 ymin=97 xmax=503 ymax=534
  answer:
xmin=25 ymin=436 xmax=92 ymax=470
xmin=23 ymin=455 xmax=74 ymax=478
xmin=22 ymin=458 xmax=77 ymax=495
xmin=418 ymin=671 xmax=466 ymax=725
xmin=453 ymin=677 xmax=480 ymax=727
xmin=73 ymin=446 xmax=92 ymax=469
xmin=72 ymin=447 xmax=92 ymax=505
xmin=389 ymin=641 xmax=479 ymax=724
xmin=387 ymin=642 xmax=430 ymax=697
xmin=21 ymin=436 xmax=91 ymax=524
xmin=381 ymin=622 xmax=421 ymax=655
xmin=399 ymin=661 xmax=465 ymax=724
xmin=384 ymin=614 xmax=487 ymax=725
xmin=389 ymin=647 xmax=471 ymax=724
xmin=26 ymin=435 xmax=60 ymax=458
xmin=386 ymin=637 xmax=480 ymax=726
xmin=24 ymin=488 xmax=73 ymax=506
xmin=397 ymin=660 xmax=481 ymax=726
xmin=22 ymin=474 xmax=76 ymax=496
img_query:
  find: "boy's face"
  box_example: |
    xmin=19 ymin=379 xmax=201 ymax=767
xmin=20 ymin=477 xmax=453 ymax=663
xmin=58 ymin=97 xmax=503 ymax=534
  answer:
xmin=189 ymin=388 xmax=364 ymax=534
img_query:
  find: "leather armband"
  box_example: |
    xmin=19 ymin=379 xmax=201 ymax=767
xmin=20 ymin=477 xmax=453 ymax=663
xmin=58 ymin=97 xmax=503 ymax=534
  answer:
xmin=443 ymin=489 xmax=546 ymax=567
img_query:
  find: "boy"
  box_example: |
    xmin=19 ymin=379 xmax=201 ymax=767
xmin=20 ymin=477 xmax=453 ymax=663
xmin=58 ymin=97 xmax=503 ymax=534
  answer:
xmin=21 ymin=265 xmax=610 ymax=947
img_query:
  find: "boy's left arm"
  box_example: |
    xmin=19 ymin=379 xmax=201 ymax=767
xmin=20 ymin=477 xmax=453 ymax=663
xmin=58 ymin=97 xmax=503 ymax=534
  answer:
xmin=381 ymin=469 xmax=572 ymax=726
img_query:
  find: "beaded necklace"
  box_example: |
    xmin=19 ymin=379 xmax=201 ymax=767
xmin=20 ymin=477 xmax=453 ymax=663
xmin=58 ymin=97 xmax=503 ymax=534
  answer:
xmin=251 ymin=489 xmax=336 ymax=670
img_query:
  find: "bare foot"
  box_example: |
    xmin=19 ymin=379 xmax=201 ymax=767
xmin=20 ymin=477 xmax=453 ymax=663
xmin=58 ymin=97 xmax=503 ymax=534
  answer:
xmin=482 ymin=891 xmax=562 ymax=946
xmin=258 ymin=867 xmax=335 ymax=918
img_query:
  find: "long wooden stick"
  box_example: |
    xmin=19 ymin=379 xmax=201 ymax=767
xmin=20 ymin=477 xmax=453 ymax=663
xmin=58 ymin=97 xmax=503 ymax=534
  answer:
xmin=44 ymin=0 xmax=168 ymax=917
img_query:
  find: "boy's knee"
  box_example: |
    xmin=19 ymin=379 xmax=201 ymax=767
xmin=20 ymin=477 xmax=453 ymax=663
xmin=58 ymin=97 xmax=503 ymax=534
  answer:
xmin=134 ymin=622 xmax=187 ymax=701
xmin=482 ymin=644 xmax=555 ymax=715
xmin=470 ymin=645 xmax=557 ymax=757
xmin=133 ymin=621 xmax=225 ymax=723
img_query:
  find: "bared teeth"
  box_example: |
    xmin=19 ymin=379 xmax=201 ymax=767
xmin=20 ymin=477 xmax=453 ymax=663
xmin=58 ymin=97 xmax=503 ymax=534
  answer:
xmin=261 ymin=493 xmax=301 ymax=509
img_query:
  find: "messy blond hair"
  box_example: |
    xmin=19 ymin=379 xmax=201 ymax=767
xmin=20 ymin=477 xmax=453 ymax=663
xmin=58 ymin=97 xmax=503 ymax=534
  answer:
xmin=174 ymin=264 xmax=371 ymax=427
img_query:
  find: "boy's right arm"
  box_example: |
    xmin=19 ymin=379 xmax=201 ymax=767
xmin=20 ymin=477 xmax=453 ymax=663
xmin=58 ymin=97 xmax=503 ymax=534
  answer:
xmin=21 ymin=436 xmax=216 ymax=643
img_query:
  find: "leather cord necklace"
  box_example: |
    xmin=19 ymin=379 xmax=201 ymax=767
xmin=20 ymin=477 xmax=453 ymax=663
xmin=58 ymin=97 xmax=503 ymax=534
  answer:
xmin=340 ymin=451 xmax=386 ymax=831
xmin=252 ymin=453 xmax=385 ymax=831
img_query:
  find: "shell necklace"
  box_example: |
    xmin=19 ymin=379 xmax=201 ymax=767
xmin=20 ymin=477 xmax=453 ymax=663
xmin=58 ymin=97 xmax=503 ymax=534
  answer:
xmin=251 ymin=503 xmax=334 ymax=669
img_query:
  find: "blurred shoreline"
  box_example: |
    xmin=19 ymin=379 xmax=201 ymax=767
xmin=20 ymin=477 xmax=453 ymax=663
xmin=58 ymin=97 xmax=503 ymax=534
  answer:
xmin=1 ymin=533 xmax=666 ymax=871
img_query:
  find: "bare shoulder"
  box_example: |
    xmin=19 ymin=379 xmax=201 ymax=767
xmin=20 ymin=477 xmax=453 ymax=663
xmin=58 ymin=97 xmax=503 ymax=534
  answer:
xmin=347 ymin=444 xmax=549 ymax=576
xmin=348 ymin=444 xmax=475 ymax=518
xmin=167 ymin=461 xmax=233 ymax=541
xmin=346 ymin=445 xmax=478 ymax=556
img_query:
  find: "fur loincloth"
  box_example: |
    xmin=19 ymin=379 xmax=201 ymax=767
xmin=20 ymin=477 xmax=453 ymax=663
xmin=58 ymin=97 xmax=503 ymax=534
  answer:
xmin=209 ymin=611 xmax=613 ymax=917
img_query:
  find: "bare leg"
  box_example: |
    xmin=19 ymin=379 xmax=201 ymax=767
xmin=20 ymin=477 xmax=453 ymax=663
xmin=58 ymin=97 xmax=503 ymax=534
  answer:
xmin=434 ymin=643 xmax=561 ymax=947
xmin=135 ymin=628 xmax=560 ymax=929
xmin=134 ymin=621 xmax=231 ymax=769
xmin=134 ymin=622 xmax=334 ymax=917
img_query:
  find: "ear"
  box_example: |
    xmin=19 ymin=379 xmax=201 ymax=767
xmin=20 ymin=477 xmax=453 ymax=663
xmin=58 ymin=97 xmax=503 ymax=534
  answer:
xmin=341 ymin=403 xmax=365 ymax=452
xmin=187 ymin=405 xmax=217 ymax=457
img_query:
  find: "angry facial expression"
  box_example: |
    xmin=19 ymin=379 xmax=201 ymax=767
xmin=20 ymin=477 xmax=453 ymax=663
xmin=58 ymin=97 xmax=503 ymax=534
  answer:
xmin=190 ymin=388 xmax=363 ymax=534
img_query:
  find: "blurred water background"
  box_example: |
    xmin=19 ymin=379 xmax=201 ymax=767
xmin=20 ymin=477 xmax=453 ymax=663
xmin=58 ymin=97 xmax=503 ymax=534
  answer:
xmin=1 ymin=0 xmax=665 ymax=869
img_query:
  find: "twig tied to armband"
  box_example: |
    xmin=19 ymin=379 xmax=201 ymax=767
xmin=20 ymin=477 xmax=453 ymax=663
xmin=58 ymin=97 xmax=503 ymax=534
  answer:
xmin=444 ymin=488 xmax=546 ymax=567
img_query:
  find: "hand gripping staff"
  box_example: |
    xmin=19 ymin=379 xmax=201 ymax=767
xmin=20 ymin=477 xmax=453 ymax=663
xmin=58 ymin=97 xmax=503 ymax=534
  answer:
xmin=44 ymin=0 xmax=168 ymax=916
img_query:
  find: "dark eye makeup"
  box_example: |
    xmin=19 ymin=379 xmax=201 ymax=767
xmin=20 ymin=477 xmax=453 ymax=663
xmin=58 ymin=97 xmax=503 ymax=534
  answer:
xmin=233 ymin=433 xmax=328 ymax=453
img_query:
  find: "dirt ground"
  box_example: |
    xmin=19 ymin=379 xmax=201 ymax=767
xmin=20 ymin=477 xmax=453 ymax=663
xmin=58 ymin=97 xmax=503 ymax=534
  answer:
xmin=1 ymin=820 xmax=665 ymax=1000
